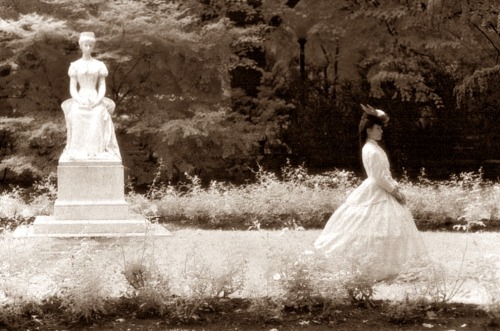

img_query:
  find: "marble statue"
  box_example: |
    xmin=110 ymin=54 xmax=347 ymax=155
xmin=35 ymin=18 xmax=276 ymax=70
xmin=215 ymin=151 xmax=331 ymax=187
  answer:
xmin=10 ymin=31 xmax=171 ymax=238
xmin=60 ymin=31 xmax=121 ymax=161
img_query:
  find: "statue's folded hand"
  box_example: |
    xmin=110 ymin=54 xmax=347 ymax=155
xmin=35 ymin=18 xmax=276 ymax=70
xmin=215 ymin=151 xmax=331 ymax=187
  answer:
xmin=74 ymin=97 xmax=85 ymax=106
xmin=75 ymin=97 xmax=91 ymax=107
xmin=91 ymin=98 xmax=103 ymax=109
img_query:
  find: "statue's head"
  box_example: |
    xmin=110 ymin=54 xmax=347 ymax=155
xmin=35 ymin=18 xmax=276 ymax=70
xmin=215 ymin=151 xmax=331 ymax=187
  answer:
xmin=78 ymin=31 xmax=96 ymax=46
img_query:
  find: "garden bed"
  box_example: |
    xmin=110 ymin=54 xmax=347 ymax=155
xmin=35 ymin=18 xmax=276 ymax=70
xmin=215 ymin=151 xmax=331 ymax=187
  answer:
xmin=3 ymin=298 xmax=496 ymax=331
xmin=2 ymin=214 xmax=500 ymax=234
xmin=154 ymin=215 xmax=500 ymax=232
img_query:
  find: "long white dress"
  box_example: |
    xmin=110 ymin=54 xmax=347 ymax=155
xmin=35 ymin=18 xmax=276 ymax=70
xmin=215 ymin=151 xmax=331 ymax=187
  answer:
xmin=314 ymin=138 xmax=428 ymax=281
xmin=60 ymin=58 xmax=121 ymax=161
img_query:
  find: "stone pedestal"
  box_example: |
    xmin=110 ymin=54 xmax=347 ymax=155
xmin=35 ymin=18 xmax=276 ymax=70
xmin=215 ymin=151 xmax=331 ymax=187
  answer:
xmin=54 ymin=160 xmax=129 ymax=220
xmin=15 ymin=160 xmax=170 ymax=238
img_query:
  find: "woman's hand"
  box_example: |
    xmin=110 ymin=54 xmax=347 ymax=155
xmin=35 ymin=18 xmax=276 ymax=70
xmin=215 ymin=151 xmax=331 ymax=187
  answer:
xmin=75 ymin=95 xmax=91 ymax=107
xmin=76 ymin=96 xmax=100 ymax=108
xmin=391 ymin=187 xmax=406 ymax=205
xmin=91 ymin=98 xmax=103 ymax=109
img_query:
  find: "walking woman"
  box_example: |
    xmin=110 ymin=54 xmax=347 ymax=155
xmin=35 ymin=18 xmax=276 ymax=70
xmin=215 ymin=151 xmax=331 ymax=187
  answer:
xmin=314 ymin=104 xmax=428 ymax=282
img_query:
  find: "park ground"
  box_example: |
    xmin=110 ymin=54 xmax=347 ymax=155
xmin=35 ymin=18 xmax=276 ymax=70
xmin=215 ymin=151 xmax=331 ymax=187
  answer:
xmin=1 ymin=229 xmax=499 ymax=330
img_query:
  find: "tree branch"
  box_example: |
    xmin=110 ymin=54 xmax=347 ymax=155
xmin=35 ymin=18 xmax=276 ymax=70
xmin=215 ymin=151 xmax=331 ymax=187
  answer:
xmin=471 ymin=21 xmax=500 ymax=64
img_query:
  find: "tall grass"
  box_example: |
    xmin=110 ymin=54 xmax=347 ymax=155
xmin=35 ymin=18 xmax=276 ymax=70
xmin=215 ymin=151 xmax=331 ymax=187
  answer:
xmin=126 ymin=163 xmax=499 ymax=231
xmin=402 ymin=168 xmax=499 ymax=230
xmin=125 ymin=162 xmax=361 ymax=230
xmin=0 ymin=164 xmax=499 ymax=231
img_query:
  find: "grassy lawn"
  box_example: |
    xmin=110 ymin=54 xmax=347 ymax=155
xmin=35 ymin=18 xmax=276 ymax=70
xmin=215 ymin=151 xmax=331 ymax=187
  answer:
xmin=1 ymin=229 xmax=499 ymax=303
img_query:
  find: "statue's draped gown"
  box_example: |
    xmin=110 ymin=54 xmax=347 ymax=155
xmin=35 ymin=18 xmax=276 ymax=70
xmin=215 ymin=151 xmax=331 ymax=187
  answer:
xmin=61 ymin=58 xmax=121 ymax=161
xmin=314 ymin=139 xmax=428 ymax=281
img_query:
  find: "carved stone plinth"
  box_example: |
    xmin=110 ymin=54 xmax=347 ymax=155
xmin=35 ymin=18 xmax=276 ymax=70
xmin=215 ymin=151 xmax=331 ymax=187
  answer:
xmin=54 ymin=160 xmax=129 ymax=220
xmin=14 ymin=160 xmax=170 ymax=238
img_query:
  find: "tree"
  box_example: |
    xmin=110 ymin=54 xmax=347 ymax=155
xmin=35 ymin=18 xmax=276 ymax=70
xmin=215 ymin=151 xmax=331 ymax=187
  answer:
xmin=1 ymin=0 xmax=498 ymax=186
xmin=0 ymin=0 xmax=239 ymax=185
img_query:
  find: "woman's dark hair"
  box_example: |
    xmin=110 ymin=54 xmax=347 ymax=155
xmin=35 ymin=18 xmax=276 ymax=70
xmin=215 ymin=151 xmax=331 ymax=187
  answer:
xmin=358 ymin=114 xmax=385 ymax=147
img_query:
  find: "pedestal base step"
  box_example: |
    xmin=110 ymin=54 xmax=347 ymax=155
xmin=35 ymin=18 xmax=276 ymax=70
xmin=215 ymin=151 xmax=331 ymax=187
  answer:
xmin=12 ymin=216 xmax=171 ymax=238
xmin=54 ymin=200 xmax=129 ymax=220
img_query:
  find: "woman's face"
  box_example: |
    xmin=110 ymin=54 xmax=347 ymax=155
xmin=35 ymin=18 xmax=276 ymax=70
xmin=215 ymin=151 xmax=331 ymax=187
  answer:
xmin=366 ymin=124 xmax=383 ymax=141
xmin=80 ymin=39 xmax=95 ymax=56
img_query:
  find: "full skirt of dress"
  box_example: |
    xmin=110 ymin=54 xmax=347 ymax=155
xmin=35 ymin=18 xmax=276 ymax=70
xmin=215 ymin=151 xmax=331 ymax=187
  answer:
xmin=60 ymin=98 xmax=121 ymax=161
xmin=314 ymin=178 xmax=428 ymax=281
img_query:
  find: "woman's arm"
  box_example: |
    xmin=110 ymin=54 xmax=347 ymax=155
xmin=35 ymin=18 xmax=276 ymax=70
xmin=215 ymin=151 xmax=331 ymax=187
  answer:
xmin=365 ymin=149 xmax=398 ymax=192
xmin=365 ymin=148 xmax=406 ymax=204
xmin=391 ymin=187 xmax=406 ymax=205
xmin=69 ymin=76 xmax=84 ymax=105
xmin=92 ymin=76 xmax=106 ymax=108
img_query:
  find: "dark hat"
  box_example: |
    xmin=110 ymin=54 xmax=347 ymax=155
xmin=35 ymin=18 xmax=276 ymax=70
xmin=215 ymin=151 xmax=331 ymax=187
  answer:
xmin=360 ymin=104 xmax=389 ymax=125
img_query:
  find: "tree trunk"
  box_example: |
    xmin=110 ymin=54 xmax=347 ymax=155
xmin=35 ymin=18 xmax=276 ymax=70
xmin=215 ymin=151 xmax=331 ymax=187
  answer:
xmin=333 ymin=42 xmax=339 ymax=99
xmin=298 ymin=37 xmax=307 ymax=80
xmin=461 ymin=0 xmax=469 ymax=23
xmin=497 ymin=11 xmax=500 ymax=35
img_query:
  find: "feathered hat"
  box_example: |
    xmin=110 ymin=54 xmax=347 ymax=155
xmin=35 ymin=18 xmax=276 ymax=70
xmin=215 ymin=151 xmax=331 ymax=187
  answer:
xmin=360 ymin=104 xmax=389 ymax=125
xmin=358 ymin=104 xmax=389 ymax=134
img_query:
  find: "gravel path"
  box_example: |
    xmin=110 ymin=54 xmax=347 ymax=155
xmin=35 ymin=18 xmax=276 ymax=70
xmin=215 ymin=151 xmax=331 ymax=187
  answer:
xmin=1 ymin=229 xmax=499 ymax=305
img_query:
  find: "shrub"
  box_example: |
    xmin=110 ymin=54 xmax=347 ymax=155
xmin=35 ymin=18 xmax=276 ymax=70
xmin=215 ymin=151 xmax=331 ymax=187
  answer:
xmin=124 ymin=262 xmax=172 ymax=318
xmin=0 ymin=173 xmax=56 ymax=232
xmin=56 ymin=242 xmax=109 ymax=323
xmin=167 ymin=247 xmax=248 ymax=321
xmin=120 ymin=237 xmax=173 ymax=318
xmin=246 ymin=296 xmax=283 ymax=322
xmin=471 ymin=254 xmax=500 ymax=325
xmin=0 ymin=186 xmax=32 ymax=232
xmin=382 ymin=296 xmax=428 ymax=324
xmin=0 ymin=266 xmax=42 ymax=328
xmin=271 ymin=249 xmax=355 ymax=313
xmin=404 ymin=168 xmax=499 ymax=231
xmin=29 ymin=172 xmax=57 ymax=216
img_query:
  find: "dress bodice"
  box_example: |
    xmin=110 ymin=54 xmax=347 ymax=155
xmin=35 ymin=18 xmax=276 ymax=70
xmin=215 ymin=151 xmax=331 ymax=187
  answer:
xmin=69 ymin=59 xmax=108 ymax=98
xmin=362 ymin=139 xmax=397 ymax=193
xmin=343 ymin=140 xmax=397 ymax=206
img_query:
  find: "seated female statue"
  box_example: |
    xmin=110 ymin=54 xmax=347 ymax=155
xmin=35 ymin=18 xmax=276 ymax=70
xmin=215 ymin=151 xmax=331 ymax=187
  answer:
xmin=60 ymin=31 xmax=121 ymax=161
